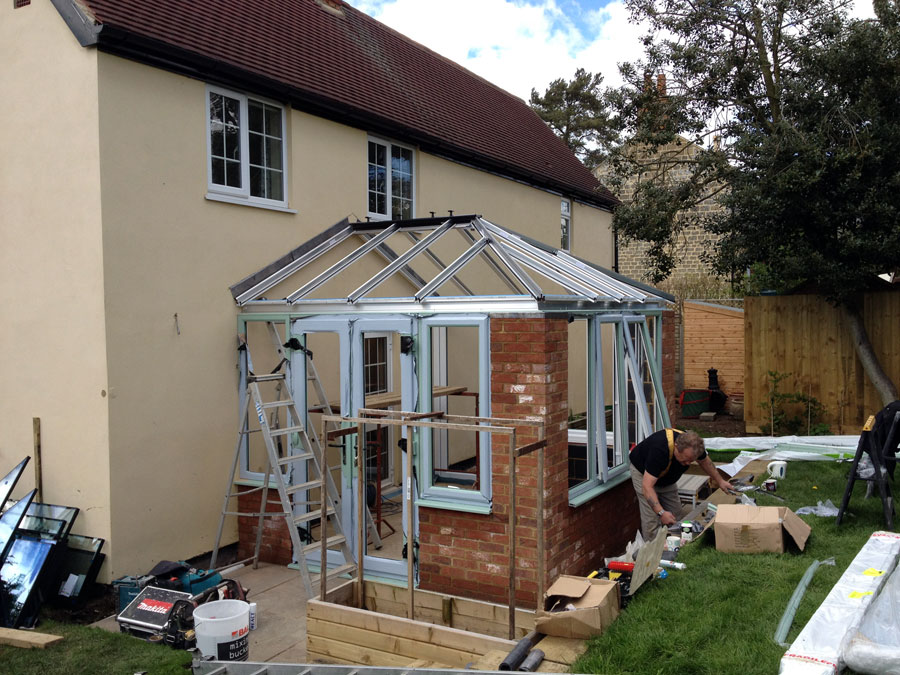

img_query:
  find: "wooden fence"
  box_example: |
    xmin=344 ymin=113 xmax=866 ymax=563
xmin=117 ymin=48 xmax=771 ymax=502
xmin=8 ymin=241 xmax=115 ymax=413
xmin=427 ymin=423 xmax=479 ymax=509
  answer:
xmin=682 ymin=301 xmax=745 ymax=395
xmin=745 ymin=292 xmax=900 ymax=434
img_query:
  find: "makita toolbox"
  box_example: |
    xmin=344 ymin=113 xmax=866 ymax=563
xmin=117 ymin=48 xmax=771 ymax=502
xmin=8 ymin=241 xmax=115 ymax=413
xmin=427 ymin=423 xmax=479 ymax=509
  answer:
xmin=116 ymin=586 xmax=193 ymax=639
xmin=113 ymin=575 xmax=156 ymax=613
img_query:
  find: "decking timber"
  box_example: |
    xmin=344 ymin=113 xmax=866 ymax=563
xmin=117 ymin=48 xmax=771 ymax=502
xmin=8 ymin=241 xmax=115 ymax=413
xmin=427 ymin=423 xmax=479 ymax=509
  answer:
xmin=307 ymin=598 xmax=518 ymax=668
xmin=362 ymin=582 xmax=535 ymax=638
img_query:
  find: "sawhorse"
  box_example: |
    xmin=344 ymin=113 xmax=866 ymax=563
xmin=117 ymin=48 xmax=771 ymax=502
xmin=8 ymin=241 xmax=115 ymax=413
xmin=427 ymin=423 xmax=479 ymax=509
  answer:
xmin=837 ymin=411 xmax=900 ymax=529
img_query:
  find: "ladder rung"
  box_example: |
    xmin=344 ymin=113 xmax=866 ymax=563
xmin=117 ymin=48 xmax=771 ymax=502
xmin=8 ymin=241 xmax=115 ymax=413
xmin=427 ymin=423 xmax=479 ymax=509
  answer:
xmin=325 ymin=562 xmax=358 ymax=580
xmin=285 ymin=480 xmax=323 ymax=495
xmin=276 ymin=451 xmax=315 ymax=465
xmin=303 ymin=534 xmax=346 ymax=554
xmin=293 ymin=507 xmax=334 ymax=525
xmin=269 ymin=425 xmax=306 ymax=437
xmin=260 ymin=400 xmax=293 ymax=409
xmin=250 ymin=373 xmax=285 ymax=382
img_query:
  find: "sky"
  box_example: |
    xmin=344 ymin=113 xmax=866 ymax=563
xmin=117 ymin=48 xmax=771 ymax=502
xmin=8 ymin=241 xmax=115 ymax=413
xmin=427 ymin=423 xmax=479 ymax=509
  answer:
xmin=345 ymin=0 xmax=876 ymax=103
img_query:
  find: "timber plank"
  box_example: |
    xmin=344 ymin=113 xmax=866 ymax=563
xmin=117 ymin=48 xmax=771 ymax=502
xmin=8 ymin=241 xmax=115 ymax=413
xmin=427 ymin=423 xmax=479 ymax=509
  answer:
xmin=307 ymin=617 xmax=472 ymax=668
xmin=470 ymin=647 xmax=571 ymax=673
xmin=367 ymin=597 xmax=533 ymax=638
xmin=308 ymin=599 xmax=517 ymax=655
xmin=536 ymin=635 xmax=587 ymax=664
xmin=307 ymin=635 xmax=411 ymax=667
xmin=307 ymin=651 xmax=357 ymax=666
xmin=0 ymin=628 xmax=63 ymax=649
xmin=470 ymin=649 xmax=507 ymax=670
xmin=364 ymin=583 xmax=535 ymax=633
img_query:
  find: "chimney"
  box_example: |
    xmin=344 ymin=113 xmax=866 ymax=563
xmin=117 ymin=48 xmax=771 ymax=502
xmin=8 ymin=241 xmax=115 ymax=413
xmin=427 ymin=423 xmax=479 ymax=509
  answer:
xmin=657 ymin=73 xmax=666 ymax=97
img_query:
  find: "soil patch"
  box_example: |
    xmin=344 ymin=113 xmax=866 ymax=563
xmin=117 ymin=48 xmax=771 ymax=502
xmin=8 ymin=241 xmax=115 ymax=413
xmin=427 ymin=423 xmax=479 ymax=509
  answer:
xmin=674 ymin=412 xmax=752 ymax=440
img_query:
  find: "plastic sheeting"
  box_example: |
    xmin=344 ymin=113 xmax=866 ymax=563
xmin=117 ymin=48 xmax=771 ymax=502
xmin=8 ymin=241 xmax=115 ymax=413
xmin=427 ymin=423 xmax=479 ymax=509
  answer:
xmin=844 ymin=558 xmax=900 ymax=674
xmin=779 ymin=531 xmax=900 ymax=675
xmin=795 ymin=500 xmax=839 ymax=517
xmin=703 ymin=435 xmax=858 ymax=452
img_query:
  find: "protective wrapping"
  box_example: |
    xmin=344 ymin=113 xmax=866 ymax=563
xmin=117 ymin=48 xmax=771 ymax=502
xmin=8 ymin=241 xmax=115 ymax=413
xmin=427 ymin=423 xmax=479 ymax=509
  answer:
xmin=779 ymin=531 xmax=900 ymax=675
xmin=843 ymin=557 xmax=900 ymax=674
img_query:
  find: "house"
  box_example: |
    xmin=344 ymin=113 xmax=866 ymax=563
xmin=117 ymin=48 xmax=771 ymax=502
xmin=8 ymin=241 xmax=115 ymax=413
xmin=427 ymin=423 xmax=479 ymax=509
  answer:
xmin=1 ymin=0 xmax=671 ymax=588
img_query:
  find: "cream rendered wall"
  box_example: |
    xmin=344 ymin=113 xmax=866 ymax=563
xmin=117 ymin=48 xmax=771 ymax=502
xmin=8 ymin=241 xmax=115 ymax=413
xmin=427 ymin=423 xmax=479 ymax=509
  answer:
xmin=91 ymin=48 xmax=614 ymax=576
xmin=96 ymin=55 xmax=371 ymax=578
xmin=417 ymin=154 xmax=614 ymax=263
xmin=0 ymin=1 xmax=112 ymax=570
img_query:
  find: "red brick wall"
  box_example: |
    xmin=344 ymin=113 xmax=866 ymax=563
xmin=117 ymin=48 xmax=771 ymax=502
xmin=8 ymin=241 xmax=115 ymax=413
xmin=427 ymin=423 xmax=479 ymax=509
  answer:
xmin=236 ymin=485 xmax=293 ymax=565
xmin=237 ymin=313 xmax=648 ymax=604
xmin=418 ymin=315 xmax=640 ymax=609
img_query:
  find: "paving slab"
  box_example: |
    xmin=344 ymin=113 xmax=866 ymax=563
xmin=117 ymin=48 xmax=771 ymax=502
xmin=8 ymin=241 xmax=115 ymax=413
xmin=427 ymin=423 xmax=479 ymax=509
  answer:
xmin=91 ymin=562 xmax=310 ymax=663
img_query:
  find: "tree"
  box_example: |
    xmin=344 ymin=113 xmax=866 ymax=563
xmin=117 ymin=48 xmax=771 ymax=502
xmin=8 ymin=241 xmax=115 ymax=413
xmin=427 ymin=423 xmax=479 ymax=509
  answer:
xmin=529 ymin=68 xmax=616 ymax=169
xmin=607 ymin=0 xmax=900 ymax=405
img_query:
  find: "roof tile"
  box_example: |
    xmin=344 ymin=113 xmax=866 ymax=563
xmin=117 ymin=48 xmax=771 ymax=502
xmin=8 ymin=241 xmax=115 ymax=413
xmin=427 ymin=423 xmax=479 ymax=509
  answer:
xmin=74 ymin=0 xmax=616 ymax=207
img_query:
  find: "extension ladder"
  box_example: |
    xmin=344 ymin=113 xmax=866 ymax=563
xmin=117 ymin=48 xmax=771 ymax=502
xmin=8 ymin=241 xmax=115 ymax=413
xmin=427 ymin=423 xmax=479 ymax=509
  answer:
xmin=210 ymin=329 xmax=358 ymax=597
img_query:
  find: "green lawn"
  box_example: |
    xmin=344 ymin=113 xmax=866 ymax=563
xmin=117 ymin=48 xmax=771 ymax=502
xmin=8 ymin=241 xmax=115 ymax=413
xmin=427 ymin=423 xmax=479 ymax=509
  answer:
xmin=0 ymin=620 xmax=192 ymax=675
xmin=0 ymin=455 xmax=887 ymax=675
xmin=575 ymin=453 xmax=887 ymax=675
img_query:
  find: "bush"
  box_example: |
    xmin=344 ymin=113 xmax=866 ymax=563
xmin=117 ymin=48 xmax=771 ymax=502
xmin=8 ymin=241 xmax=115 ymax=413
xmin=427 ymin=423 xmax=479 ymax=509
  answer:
xmin=758 ymin=370 xmax=830 ymax=436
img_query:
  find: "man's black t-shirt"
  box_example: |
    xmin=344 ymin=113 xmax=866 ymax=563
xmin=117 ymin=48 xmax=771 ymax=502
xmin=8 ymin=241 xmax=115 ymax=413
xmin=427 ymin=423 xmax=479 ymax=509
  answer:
xmin=630 ymin=429 xmax=706 ymax=487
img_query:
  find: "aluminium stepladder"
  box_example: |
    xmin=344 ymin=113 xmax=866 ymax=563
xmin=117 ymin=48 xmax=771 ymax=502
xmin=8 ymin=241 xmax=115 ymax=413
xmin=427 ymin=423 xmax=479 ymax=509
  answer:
xmin=210 ymin=333 xmax=358 ymax=596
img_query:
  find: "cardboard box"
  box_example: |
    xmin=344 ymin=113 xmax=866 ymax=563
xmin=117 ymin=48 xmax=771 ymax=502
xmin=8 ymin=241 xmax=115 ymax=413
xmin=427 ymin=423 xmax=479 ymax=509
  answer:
xmin=713 ymin=504 xmax=811 ymax=553
xmin=535 ymin=576 xmax=620 ymax=639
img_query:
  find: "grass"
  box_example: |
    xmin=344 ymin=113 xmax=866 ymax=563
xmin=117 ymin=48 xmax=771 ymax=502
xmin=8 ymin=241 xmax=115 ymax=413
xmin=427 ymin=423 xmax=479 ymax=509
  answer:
xmin=574 ymin=456 xmax=888 ymax=675
xmin=1 ymin=456 xmax=886 ymax=675
xmin=0 ymin=619 xmax=192 ymax=675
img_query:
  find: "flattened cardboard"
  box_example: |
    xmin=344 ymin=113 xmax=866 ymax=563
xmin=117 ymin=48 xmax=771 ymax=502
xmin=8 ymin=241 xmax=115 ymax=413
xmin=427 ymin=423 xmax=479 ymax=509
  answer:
xmin=629 ymin=529 xmax=666 ymax=595
xmin=535 ymin=576 xmax=619 ymax=639
xmin=713 ymin=504 xmax=811 ymax=553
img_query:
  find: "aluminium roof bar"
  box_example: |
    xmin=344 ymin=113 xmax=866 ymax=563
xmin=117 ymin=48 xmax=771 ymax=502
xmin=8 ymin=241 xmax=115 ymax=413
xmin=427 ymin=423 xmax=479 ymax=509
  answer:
xmin=496 ymin=233 xmax=634 ymax=301
xmin=415 ymin=236 xmax=490 ymax=301
xmin=458 ymin=225 xmax=521 ymax=294
xmin=556 ymin=249 xmax=654 ymax=301
xmin=360 ymin=235 xmax=433 ymax=296
xmin=473 ymin=219 xmax=543 ymax=300
xmin=502 ymin=246 xmax=603 ymax=300
xmin=234 ymin=225 xmax=354 ymax=305
xmin=287 ymin=224 xmax=399 ymax=302
xmin=405 ymin=231 xmax=474 ymax=296
xmin=480 ymin=219 xmax=643 ymax=301
xmin=346 ymin=219 xmax=455 ymax=302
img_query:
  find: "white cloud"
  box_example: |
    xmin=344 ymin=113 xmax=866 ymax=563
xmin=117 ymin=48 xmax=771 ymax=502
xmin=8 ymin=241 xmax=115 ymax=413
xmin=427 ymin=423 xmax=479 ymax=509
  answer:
xmin=346 ymin=0 xmax=643 ymax=100
xmin=346 ymin=0 xmax=877 ymax=101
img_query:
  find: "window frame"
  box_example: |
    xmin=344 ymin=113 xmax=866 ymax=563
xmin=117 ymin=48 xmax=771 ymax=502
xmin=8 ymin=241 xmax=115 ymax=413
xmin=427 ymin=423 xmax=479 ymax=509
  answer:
xmin=206 ymin=84 xmax=289 ymax=209
xmin=568 ymin=313 xmax=671 ymax=507
xmin=367 ymin=136 xmax=415 ymax=222
xmin=560 ymin=198 xmax=572 ymax=251
xmin=417 ymin=315 xmax=491 ymax=512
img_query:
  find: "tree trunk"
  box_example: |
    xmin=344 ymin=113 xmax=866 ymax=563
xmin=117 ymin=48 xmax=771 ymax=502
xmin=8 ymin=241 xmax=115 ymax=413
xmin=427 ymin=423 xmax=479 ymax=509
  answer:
xmin=842 ymin=302 xmax=899 ymax=407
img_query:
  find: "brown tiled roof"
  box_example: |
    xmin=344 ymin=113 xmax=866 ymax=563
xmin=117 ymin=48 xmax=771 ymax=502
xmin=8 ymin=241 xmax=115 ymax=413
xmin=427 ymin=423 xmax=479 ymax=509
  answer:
xmin=56 ymin=0 xmax=616 ymax=209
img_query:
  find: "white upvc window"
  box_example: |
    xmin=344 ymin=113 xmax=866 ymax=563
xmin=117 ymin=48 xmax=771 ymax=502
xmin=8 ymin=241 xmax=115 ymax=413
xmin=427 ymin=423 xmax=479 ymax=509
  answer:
xmin=207 ymin=85 xmax=287 ymax=207
xmin=568 ymin=314 xmax=671 ymax=506
xmin=367 ymin=137 xmax=414 ymax=220
xmin=561 ymin=198 xmax=572 ymax=251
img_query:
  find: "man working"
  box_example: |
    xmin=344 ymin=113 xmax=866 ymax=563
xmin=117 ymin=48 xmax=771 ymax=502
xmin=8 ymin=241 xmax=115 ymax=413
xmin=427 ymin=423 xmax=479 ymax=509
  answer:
xmin=630 ymin=428 xmax=733 ymax=540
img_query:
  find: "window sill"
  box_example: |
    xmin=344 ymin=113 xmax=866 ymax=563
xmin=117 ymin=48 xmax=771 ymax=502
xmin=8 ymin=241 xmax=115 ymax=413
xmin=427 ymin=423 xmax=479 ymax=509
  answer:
xmin=416 ymin=498 xmax=492 ymax=515
xmin=568 ymin=468 xmax=631 ymax=508
xmin=206 ymin=192 xmax=297 ymax=214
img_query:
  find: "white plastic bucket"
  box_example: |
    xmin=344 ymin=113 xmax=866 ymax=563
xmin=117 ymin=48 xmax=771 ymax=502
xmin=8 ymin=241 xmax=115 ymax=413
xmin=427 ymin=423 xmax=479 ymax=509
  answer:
xmin=193 ymin=599 xmax=250 ymax=661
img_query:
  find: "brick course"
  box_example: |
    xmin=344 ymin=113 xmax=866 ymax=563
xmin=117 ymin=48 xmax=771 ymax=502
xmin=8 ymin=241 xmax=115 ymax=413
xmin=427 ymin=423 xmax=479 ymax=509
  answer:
xmin=238 ymin=314 xmax=655 ymax=607
xmin=418 ymin=315 xmax=640 ymax=609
